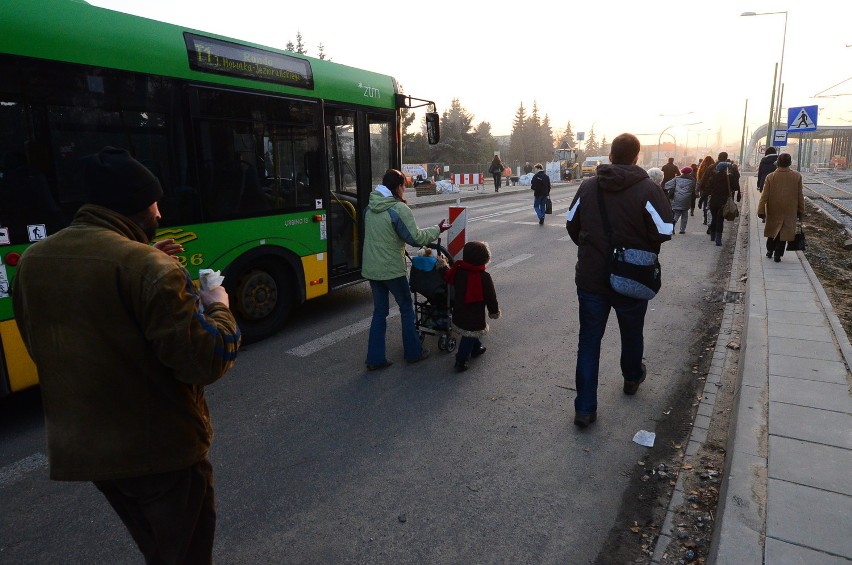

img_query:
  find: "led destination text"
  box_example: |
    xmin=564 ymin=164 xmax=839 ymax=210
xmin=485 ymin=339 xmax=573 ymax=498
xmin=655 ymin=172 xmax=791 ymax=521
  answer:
xmin=185 ymin=33 xmax=314 ymax=89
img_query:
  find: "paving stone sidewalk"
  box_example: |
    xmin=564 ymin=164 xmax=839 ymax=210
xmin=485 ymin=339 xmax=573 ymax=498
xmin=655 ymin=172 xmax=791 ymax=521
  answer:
xmin=709 ymin=177 xmax=852 ymax=565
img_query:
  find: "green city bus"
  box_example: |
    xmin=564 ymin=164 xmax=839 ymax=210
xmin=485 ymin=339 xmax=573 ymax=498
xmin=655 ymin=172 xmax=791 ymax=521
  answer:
xmin=0 ymin=0 xmax=440 ymax=395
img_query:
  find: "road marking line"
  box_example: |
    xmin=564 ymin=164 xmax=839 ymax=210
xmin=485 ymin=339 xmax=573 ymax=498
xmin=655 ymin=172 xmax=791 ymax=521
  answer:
xmin=0 ymin=453 xmax=47 ymax=488
xmin=287 ymin=310 xmax=400 ymax=357
xmin=490 ymin=253 xmax=534 ymax=270
xmin=287 ymin=253 xmax=535 ymax=357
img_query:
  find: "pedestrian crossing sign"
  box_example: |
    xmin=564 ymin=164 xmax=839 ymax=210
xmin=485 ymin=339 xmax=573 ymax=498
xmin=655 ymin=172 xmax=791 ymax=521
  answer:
xmin=787 ymin=105 xmax=818 ymax=132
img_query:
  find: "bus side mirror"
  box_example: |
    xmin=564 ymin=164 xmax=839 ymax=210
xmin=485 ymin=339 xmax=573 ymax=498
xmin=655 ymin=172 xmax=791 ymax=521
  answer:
xmin=425 ymin=112 xmax=440 ymax=145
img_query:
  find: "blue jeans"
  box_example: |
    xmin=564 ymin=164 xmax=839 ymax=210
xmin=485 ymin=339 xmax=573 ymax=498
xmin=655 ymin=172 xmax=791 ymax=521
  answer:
xmin=455 ymin=336 xmax=482 ymax=366
xmin=533 ymin=195 xmax=548 ymax=220
xmin=366 ymin=277 xmax=423 ymax=365
xmin=575 ymin=289 xmax=648 ymax=414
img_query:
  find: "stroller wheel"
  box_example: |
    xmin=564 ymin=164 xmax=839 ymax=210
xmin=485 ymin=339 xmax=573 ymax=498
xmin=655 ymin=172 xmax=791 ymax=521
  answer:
xmin=438 ymin=334 xmax=448 ymax=351
xmin=446 ymin=337 xmax=457 ymax=353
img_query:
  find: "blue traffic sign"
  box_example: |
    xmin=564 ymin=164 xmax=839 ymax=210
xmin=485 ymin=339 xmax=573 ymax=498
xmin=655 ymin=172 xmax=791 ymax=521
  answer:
xmin=787 ymin=105 xmax=818 ymax=133
xmin=773 ymin=129 xmax=788 ymax=147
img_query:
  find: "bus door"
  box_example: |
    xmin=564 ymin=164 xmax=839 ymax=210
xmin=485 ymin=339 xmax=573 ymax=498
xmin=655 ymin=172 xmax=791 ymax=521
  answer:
xmin=324 ymin=108 xmax=395 ymax=284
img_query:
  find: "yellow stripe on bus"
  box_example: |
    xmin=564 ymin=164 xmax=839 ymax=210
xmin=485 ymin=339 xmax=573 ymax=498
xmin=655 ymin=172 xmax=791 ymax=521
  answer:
xmin=1 ymin=320 xmax=39 ymax=393
xmin=301 ymin=253 xmax=329 ymax=300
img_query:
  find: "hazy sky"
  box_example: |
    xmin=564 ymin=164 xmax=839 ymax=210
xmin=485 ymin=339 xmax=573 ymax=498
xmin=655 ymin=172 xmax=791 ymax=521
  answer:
xmin=90 ymin=0 xmax=852 ymax=153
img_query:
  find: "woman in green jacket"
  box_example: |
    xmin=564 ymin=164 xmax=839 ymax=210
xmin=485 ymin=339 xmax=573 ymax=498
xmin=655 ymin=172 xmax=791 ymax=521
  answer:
xmin=362 ymin=169 xmax=449 ymax=370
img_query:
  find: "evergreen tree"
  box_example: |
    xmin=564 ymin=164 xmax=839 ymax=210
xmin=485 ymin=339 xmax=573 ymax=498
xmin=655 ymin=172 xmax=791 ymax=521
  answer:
xmin=400 ymin=108 xmax=418 ymax=160
xmin=317 ymin=43 xmax=327 ymax=60
xmin=286 ymin=40 xmax=295 ymax=52
xmin=556 ymin=121 xmax=576 ymax=151
xmin=539 ymin=114 xmax=555 ymax=164
xmin=584 ymin=127 xmax=600 ymax=155
xmin=427 ymin=98 xmax=481 ymax=165
xmin=295 ymin=31 xmax=306 ymax=54
xmin=528 ymin=101 xmax=542 ymax=161
xmin=508 ymin=102 xmax=528 ymax=165
xmin=599 ymin=135 xmax=610 ymax=157
xmin=474 ymin=121 xmax=496 ymax=164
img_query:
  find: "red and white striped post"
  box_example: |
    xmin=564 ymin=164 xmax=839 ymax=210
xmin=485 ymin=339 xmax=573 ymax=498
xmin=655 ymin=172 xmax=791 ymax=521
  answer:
xmin=446 ymin=206 xmax=466 ymax=261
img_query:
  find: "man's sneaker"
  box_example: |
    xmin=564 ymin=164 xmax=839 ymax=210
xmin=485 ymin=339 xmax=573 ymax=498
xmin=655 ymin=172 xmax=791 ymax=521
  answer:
xmin=623 ymin=364 xmax=647 ymax=395
xmin=574 ymin=412 xmax=597 ymax=428
xmin=471 ymin=346 xmax=487 ymax=358
xmin=366 ymin=360 xmax=393 ymax=371
xmin=407 ymin=348 xmax=430 ymax=364
xmin=539 ymin=217 xmax=544 ymax=225
xmin=454 ymin=363 xmax=468 ymax=373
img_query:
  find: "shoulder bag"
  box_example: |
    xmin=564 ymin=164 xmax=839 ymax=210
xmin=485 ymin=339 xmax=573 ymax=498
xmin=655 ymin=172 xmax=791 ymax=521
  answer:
xmin=545 ymin=196 xmax=553 ymax=214
xmin=597 ymin=186 xmax=661 ymax=300
xmin=722 ymin=171 xmax=739 ymax=221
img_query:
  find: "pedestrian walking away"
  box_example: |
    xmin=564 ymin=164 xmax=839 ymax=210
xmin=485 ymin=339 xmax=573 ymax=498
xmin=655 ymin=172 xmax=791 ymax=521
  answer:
xmin=443 ymin=241 xmax=501 ymax=372
xmin=664 ymin=166 xmax=696 ymax=234
xmin=757 ymin=152 xmax=804 ymax=262
xmin=703 ymin=152 xmax=739 ymax=246
xmin=11 ymin=146 xmax=242 ymax=565
xmin=696 ymin=155 xmax=715 ymax=225
xmin=756 ymin=146 xmax=778 ymax=193
xmin=565 ymin=133 xmax=674 ymax=428
xmin=362 ymin=168 xmax=450 ymax=370
xmin=689 ymin=163 xmax=699 ymax=215
xmin=489 ymin=155 xmax=504 ymax=192
xmin=530 ymin=163 xmax=551 ymax=224
xmin=646 ymin=167 xmax=664 ymax=194
xmin=661 ymin=157 xmax=680 ymax=190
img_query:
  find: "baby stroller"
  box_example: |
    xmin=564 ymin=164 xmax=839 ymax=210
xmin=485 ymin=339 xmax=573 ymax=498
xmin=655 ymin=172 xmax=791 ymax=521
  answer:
xmin=408 ymin=241 xmax=456 ymax=353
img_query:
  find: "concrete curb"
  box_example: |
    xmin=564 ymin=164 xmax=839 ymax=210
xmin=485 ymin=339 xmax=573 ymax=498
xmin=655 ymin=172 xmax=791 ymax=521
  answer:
xmin=652 ymin=178 xmax=751 ymax=564
xmin=708 ymin=179 xmax=768 ymax=565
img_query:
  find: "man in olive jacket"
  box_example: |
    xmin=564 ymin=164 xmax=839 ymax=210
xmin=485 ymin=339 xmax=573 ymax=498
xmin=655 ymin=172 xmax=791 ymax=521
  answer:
xmin=566 ymin=133 xmax=673 ymax=428
xmin=12 ymin=147 xmax=241 ymax=564
xmin=362 ymin=168 xmax=449 ymax=370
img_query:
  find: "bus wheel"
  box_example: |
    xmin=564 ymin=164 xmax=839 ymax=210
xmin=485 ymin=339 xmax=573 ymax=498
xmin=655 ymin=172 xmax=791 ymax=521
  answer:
xmin=229 ymin=261 xmax=293 ymax=343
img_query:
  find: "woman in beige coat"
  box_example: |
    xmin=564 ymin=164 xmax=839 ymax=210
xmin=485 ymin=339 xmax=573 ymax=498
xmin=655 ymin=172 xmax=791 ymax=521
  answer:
xmin=757 ymin=153 xmax=804 ymax=262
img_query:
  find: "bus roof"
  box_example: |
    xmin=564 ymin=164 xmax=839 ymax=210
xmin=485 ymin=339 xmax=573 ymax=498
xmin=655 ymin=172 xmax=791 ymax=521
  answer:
xmin=1 ymin=0 xmax=399 ymax=110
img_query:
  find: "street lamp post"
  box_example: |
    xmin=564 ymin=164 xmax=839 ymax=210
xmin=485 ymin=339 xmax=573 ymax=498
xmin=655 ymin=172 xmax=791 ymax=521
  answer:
xmin=658 ymin=121 xmax=702 ymax=166
xmin=742 ymin=10 xmax=788 ymax=148
xmin=686 ymin=127 xmax=711 ymax=164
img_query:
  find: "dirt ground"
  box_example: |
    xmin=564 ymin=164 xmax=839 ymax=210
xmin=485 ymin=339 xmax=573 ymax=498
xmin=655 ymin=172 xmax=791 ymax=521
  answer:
xmin=799 ymin=200 xmax=852 ymax=339
xmin=593 ymin=221 xmax=740 ymax=565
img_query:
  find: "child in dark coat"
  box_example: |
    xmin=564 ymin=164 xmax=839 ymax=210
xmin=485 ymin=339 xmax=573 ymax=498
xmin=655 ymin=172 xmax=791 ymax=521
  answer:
xmin=444 ymin=241 xmax=501 ymax=372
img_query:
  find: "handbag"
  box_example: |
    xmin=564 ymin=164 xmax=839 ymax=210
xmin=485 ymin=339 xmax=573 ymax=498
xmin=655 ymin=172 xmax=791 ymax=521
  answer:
xmin=723 ymin=170 xmax=739 ymax=221
xmin=596 ymin=186 xmax=661 ymax=300
xmin=788 ymin=223 xmax=806 ymax=251
xmin=545 ymin=197 xmax=553 ymax=214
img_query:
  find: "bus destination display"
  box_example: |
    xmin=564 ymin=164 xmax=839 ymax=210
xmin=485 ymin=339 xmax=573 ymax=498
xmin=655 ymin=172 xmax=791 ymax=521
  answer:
xmin=185 ymin=33 xmax=314 ymax=89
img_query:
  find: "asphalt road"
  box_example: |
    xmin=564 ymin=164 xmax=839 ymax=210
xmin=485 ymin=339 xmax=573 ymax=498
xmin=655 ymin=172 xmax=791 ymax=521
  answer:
xmin=0 ymin=185 xmax=735 ymax=564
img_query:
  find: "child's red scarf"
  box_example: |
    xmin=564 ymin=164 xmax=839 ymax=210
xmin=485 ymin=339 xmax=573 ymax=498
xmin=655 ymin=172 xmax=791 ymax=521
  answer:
xmin=445 ymin=261 xmax=486 ymax=303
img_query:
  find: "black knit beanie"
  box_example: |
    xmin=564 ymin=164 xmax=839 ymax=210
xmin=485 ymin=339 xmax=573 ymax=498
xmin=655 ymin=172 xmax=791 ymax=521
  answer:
xmin=82 ymin=147 xmax=163 ymax=216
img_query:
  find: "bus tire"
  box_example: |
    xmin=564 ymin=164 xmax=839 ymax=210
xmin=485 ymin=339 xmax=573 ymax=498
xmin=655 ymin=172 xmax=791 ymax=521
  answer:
xmin=226 ymin=259 xmax=294 ymax=344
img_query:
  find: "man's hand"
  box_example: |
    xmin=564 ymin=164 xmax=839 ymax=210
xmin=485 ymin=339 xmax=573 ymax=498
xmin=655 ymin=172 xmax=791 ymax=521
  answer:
xmin=439 ymin=219 xmax=451 ymax=233
xmin=153 ymin=238 xmax=184 ymax=257
xmin=200 ymin=286 xmax=229 ymax=308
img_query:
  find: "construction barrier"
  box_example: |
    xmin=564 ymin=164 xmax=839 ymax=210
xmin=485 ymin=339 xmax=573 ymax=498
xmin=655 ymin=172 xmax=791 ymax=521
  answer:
xmin=451 ymin=173 xmax=483 ymax=191
xmin=446 ymin=206 xmax=466 ymax=261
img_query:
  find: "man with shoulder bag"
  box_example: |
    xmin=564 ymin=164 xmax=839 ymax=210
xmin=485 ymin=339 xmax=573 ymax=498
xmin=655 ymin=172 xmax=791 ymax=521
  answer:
xmin=565 ymin=133 xmax=674 ymax=428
